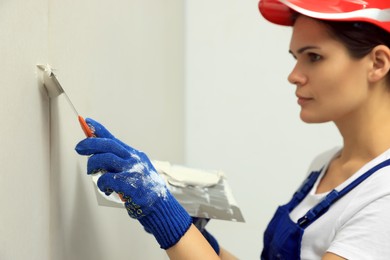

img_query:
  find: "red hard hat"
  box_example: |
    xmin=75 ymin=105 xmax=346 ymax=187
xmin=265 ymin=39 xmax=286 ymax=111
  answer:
xmin=258 ymin=0 xmax=390 ymax=33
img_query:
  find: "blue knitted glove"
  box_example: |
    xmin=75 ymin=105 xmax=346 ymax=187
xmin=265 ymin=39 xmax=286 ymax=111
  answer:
xmin=75 ymin=118 xmax=192 ymax=249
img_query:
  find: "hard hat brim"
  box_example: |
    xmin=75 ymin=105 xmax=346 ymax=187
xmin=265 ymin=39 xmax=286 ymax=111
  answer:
xmin=259 ymin=0 xmax=390 ymax=33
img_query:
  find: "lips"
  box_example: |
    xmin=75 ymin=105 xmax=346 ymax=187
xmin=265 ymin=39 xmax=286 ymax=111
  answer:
xmin=296 ymin=93 xmax=313 ymax=106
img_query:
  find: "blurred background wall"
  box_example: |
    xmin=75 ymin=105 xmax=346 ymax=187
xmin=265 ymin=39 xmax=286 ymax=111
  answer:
xmin=185 ymin=1 xmax=341 ymax=258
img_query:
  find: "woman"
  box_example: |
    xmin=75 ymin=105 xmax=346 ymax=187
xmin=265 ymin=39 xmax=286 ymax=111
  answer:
xmin=76 ymin=0 xmax=390 ymax=259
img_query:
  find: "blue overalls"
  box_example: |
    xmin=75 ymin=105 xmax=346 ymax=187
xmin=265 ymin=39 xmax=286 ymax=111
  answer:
xmin=261 ymin=158 xmax=390 ymax=260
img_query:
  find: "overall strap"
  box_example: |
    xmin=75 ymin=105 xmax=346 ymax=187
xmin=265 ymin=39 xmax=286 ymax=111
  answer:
xmin=298 ymin=158 xmax=390 ymax=228
xmin=287 ymin=169 xmax=323 ymax=211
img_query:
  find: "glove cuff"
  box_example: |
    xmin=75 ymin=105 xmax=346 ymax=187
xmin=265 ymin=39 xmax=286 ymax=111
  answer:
xmin=139 ymin=192 xmax=192 ymax=249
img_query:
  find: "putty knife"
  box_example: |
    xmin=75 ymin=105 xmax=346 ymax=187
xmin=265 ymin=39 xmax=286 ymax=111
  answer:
xmin=37 ymin=64 xmax=94 ymax=137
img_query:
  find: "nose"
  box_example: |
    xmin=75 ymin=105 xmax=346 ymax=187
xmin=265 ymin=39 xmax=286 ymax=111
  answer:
xmin=288 ymin=63 xmax=307 ymax=86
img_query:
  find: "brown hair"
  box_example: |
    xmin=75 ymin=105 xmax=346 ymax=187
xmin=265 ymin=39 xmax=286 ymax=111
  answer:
xmin=317 ymin=19 xmax=390 ymax=84
xmin=291 ymin=11 xmax=390 ymax=85
xmin=320 ymin=20 xmax=390 ymax=58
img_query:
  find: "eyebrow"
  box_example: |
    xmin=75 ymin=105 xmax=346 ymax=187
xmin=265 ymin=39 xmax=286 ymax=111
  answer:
xmin=289 ymin=46 xmax=320 ymax=55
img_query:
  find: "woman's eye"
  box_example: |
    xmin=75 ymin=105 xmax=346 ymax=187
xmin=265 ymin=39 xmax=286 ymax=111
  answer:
xmin=308 ymin=53 xmax=322 ymax=62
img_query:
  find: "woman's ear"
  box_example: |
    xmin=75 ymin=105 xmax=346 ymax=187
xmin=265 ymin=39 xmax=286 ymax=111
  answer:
xmin=368 ymin=45 xmax=390 ymax=83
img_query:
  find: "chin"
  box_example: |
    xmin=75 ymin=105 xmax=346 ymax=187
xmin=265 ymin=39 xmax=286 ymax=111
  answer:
xmin=299 ymin=112 xmax=329 ymax=124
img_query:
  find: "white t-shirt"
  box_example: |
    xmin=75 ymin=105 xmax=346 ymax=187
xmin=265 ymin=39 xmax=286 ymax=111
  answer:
xmin=289 ymin=147 xmax=390 ymax=260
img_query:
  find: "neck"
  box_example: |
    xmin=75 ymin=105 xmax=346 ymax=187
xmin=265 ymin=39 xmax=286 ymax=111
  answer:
xmin=334 ymin=107 xmax=390 ymax=163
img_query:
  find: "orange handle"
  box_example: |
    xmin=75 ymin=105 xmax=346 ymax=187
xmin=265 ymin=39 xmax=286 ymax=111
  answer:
xmin=78 ymin=115 xmax=95 ymax=137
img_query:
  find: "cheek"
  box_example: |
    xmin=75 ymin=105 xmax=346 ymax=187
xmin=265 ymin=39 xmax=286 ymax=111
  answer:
xmin=318 ymin=59 xmax=367 ymax=100
xmin=302 ymin=63 xmax=368 ymax=123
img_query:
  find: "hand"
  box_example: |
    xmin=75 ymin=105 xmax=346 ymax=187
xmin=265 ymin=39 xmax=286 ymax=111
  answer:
xmin=75 ymin=118 xmax=192 ymax=249
xmin=75 ymin=118 xmax=166 ymax=218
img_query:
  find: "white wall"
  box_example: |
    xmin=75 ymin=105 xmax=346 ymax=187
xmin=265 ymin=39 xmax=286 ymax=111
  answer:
xmin=0 ymin=0 xmax=50 ymax=259
xmin=48 ymin=1 xmax=185 ymax=259
xmin=2 ymin=0 xmax=184 ymax=259
xmin=184 ymin=0 xmax=342 ymax=259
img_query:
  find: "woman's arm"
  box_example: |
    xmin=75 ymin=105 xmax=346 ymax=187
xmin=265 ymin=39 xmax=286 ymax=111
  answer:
xmin=166 ymin=224 xmax=220 ymax=260
xmin=76 ymin=119 xmax=238 ymax=259
xmin=219 ymin=248 xmax=239 ymax=260
xmin=166 ymin=225 xmax=240 ymax=260
xmin=322 ymin=252 xmax=346 ymax=260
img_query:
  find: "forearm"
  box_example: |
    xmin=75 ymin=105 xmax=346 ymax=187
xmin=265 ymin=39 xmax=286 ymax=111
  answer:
xmin=322 ymin=252 xmax=346 ymax=260
xmin=220 ymin=248 xmax=239 ymax=260
xmin=166 ymin=224 xmax=220 ymax=260
xmin=166 ymin=225 xmax=239 ymax=260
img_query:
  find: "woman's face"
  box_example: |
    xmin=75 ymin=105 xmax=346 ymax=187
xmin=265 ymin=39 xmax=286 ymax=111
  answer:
xmin=288 ymin=16 xmax=371 ymax=124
